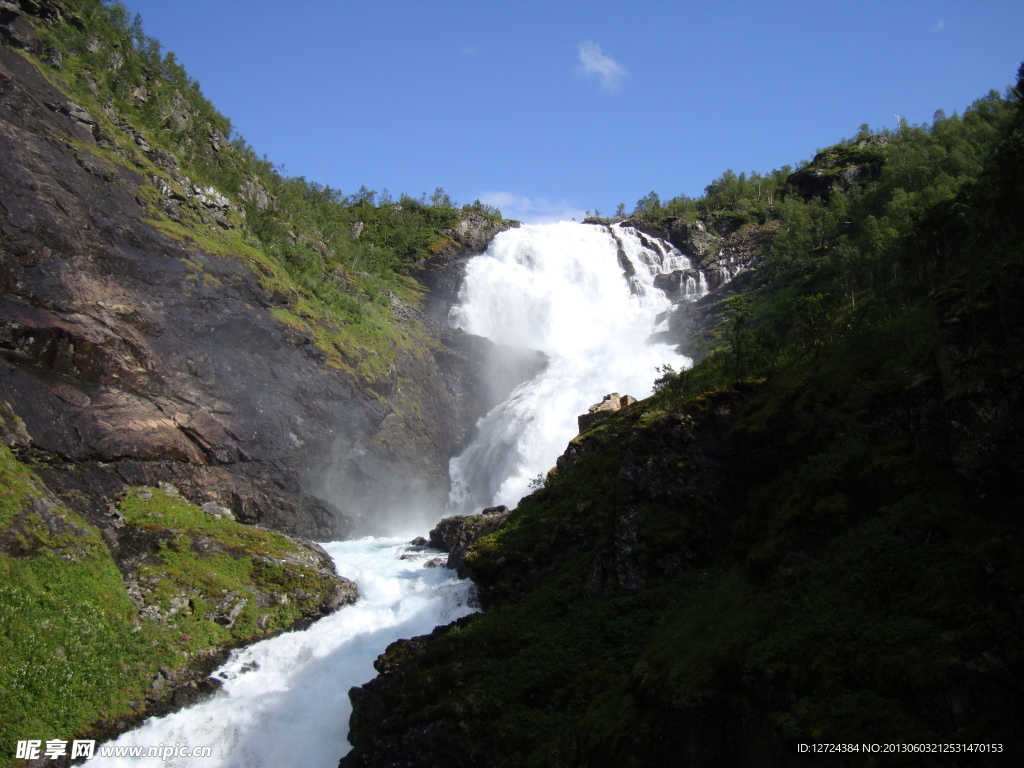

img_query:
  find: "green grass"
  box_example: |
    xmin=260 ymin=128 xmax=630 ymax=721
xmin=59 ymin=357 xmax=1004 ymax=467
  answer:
xmin=116 ymin=486 xmax=342 ymax=644
xmin=0 ymin=459 xmax=341 ymax=767
xmin=0 ymin=443 xmax=38 ymax=530
xmin=1 ymin=446 xmax=147 ymax=752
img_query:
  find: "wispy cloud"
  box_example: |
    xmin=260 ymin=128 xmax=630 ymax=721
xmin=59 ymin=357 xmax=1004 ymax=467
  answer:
xmin=932 ymin=19 xmax=945 ymax=33
xmin=479 ymin=192 xmax=588 ymax=225
xmin=463 ymin=45 xmax=478 ymax=57
xmin=576 ymin=41 xmax=626 ymax=92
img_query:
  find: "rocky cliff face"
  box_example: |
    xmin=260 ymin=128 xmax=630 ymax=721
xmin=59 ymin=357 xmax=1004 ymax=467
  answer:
xmin=0 ymin=9 xmax=510 ymax=542
xmin=340 ymin=392 xmax=754 ymax=768
xmin=787 ymin=136 xmax=888 ymax=200
xmin=416 ymin=214 xmax=515 ymax=327
xmin=605 ymin=214 xmax=770 ymax=362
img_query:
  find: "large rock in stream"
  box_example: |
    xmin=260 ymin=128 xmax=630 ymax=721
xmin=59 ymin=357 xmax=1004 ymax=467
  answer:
xmin=428 ymin=505 xmax=511 ymax=577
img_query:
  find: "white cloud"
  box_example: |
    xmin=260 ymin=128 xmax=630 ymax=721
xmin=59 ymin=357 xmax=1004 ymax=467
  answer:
xmin=932 ymin=19 xmax=945 ymax=32
xmin=576 ymin=40 xmax=626 ymax=92
xmin=463 ymin=45 xmax=478 ymax=57
xmin=479 ymin=192 xmax=588 ymax=225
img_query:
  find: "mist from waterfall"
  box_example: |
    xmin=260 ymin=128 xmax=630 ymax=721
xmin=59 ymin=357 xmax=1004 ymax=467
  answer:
xmin=447 ymin=221 xmax=693 ymax=513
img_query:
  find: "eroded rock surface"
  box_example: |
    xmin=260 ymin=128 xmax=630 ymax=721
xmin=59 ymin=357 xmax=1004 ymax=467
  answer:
xmin=0 ymin=31 xmax=507 ymax=540
xmin=577 ymin=392 xmax=637 ymax=432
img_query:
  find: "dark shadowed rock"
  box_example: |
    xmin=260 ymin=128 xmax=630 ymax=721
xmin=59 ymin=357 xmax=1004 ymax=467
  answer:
xmin=428 ymin=505 xmax=510 ymax=577
xmin=341 ymin=617 xmax=490 ymax=768
xmin=931 ymin=268 xmax=1024 ymax=483
xmin=787 ymin=136 xmax=887 ymax=201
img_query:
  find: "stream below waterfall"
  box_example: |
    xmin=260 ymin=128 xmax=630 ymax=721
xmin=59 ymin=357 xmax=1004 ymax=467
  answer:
xmin=94 ymin=221 xmax=714 ymax=765
xmin=91 ymin=539 xmax=475 ymax=767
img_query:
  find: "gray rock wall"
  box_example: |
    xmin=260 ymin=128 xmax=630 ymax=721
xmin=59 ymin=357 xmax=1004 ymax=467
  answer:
xmin=0 ymin=40 xmax=503 ymax=541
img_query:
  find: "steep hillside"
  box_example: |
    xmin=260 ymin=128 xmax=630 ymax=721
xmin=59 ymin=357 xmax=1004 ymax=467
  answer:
xmin=342 ymin=71 xmax=1024 ymax=766
xmin=0 ymin=0 xmax=519 ymax=541
xmin=1 ymin=407 xmax=356 ymax=762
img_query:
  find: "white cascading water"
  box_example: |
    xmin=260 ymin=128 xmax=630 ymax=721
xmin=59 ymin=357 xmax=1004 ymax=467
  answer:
xmin=447 ymin=221 xmax=693 ymax=512
xmin=91 ymin=540 xmax=475 ymax=767
xmin=91 ymin=221 xmax=705 ymax=766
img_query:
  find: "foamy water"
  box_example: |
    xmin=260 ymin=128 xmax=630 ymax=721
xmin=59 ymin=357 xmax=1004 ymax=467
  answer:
xmin=448 ymin=221 xmax=694 ymax=511
xmin=90 ymin=539 xmax=475 ymax=767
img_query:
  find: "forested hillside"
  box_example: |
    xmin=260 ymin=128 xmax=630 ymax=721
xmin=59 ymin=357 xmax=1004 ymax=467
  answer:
xmin=342 ymin=68 xmax=1024 ymax=767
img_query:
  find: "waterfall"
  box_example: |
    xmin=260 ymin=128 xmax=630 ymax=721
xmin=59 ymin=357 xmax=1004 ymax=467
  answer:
xmin=447 ymin=221 xmax=691 ymax=513
xmin=91 ymin=221 xmax=697 ymax=766
xmin=684 ymin=270 xmax=708 ymax=298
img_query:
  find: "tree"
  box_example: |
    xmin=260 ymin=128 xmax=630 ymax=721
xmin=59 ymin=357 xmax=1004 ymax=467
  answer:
xmin=353 ymin=185 xmax=376 ymax=207
xmin=725 ymin=295 xmax=751 ymax=381
xmin=633 ymin=190 xmax=661 ymax=217
xmin=430 ymin=186 xmax=453 ymax=208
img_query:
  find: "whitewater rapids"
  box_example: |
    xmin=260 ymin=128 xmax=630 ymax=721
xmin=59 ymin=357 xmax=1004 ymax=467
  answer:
xmin=90 ymin=540 xmax=475 ymax=767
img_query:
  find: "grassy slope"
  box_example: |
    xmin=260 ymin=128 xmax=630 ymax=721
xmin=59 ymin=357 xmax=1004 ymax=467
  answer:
xmin=0 ymin=445 xmax=346 ymax=764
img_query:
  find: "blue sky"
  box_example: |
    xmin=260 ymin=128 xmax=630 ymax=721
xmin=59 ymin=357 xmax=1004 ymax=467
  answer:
xmin=121 ymin=0 xmax=1024 ymax=223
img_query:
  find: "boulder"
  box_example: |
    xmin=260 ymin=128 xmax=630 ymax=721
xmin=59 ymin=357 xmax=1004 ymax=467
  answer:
xmin=667 ymin=218 xmax=721 ymax=259
xmin=0 ymin=398 xmax=30 ymax=447
xmin=428 ymin=505 xmax=510 ymax=577
xmin=578 ymin=393 xmax=637 ymax=432
xmin=787 ymin=137 xmax=887 ymax=201
xmin=448 ymin=211 xmax=511 ymax=254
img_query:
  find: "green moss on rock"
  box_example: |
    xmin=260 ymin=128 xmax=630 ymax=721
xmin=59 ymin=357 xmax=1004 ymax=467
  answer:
xmin=0 ymin=458 xmax=354 ymax=766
